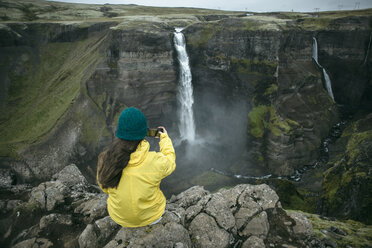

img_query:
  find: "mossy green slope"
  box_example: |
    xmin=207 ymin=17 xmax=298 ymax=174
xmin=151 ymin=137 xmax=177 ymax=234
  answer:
xmin=291 ymin=210 xmax=372 ymax=248
xmin=322 ymin=113 xmax=372 ymax=224
xmin=0 ymin=31 xmax=108 ymax=158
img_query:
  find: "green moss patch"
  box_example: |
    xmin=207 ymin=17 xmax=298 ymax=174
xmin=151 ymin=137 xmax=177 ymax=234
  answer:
xmin=187 ymin=23 xmax=221 ymax=48
xmin=248 ymin=105 xmax=299 ymax=138
xmin=345 ymin=130 xmax=372 ymax=163
xmin=230 ymin=57 xmax=277 ymax=75
xmin=248 ymin=105 xmax=270 ymax=138
xmin=295 ymin=211 xmax=372 ymax=248
xmin=264 ymin=84 xmax=278 ymax=96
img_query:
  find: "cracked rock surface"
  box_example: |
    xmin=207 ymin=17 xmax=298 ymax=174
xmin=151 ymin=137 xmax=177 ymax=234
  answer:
xmin=1 ymin=165 xmax=324 ymax=247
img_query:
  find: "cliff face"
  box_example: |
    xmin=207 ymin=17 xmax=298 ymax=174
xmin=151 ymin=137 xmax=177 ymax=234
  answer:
xmin=0 ymin=22 xmax=114 ymax=182
xmin=322 ymin=113 xmax=372 ymax=224
xmin=86 ymin=26 xmax=178 ymax=133
xmin=0 ymin=22 xmax=179 ymax=182
xmin=185 ymin=15 xmax=371 ymax=175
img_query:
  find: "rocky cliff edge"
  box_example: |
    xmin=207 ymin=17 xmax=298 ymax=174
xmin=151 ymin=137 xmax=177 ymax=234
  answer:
xmin=1 ymin=164 xmax=324 ymax=248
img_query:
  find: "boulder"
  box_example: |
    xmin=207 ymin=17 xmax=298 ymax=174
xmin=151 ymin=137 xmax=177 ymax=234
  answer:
xmin=189 ymin=213 xmax=231 ymax=248
xmin=29 ymin=181 xmax=67 ymax=211
xmin=78 ymin=224 xmax=98 ymax=248
xmin=104 ymin=222 xmax=191 ymax=248
xmin=204 ymin=193 xmax=235 ymax=231
xmin=239 ymin=211 xmax=270 ymax=238
xmin=74 ymin=193 xmax=108 ymax=223
xmin=79 ymin=216 xmax=119 ymax=248
xmin=0 ymin=168 xmax=16 ymax=188
xmin=52 ymin=164 xmax=88 ymax=191
xmin=239 ymin=184 xmax=279 ymax=210
xmin=170 ymin=186 xmax=209 ymax=208
xmin=287 ymin=211 xmax=313 ymax=237
xmin=12 ymin=238 xmax=53 ymax=248
xmin=241 ymin=236 xmax=266 ymax=248
xmin=39 ymin=213 xmax=72 ymax=230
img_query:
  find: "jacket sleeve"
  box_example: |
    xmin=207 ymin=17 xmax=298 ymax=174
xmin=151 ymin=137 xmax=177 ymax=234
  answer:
xmin=158 ymin=133 xmax=176 ymax=178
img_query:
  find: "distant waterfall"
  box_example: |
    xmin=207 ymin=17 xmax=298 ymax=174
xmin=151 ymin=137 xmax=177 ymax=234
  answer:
xmin=174 ymin=28 xmax=196 ymax=142
xmin=322 ymin=68 xmax=335 ymax=101
xmin=312 ymin=37 xmax=320 ymax=67
xmin=312 ymin=37 xmax=335 ymax=102
xmin=363 ymin=30 xmax=372 ymax=65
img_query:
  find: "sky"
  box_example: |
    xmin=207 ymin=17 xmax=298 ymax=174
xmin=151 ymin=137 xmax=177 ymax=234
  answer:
xmin=50 ymin=0 xmax=372 ymax=12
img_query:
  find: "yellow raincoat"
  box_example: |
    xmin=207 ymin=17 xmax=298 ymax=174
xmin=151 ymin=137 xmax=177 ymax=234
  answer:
xmin=98 ymin=133 xmax=176 ymax=227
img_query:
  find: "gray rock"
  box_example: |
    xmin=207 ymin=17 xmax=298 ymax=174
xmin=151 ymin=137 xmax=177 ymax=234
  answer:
xmin=197 ymin=194 xmax=212 ymax=207
xmin=328 ymin=226 xmax=347 ymax=236
xmin=138 ymin=222 xmax=191 ymax=247
xmin=189 ymin=213 xmax=230 ymax=248
xmin=12 ymin=238 xmax=53 ymax=248
xmin=29 ymin=181 xmax=67 ymax=211
xmin=10 ymin=224 xmax=42 ymax=246
xmin=218 ymin=184 xmax=247 ymax=208
xmin=39 ymin=213 xmax=72 ymax=230
xmin=288 ymin=211 xmax=313 ymax=237
xmin=242 ymin=236 xmax=266 ymax=248
xmin=7 ymin=200 xmax=23 ymax=211
xmin=173 ymin=186 xmax=209 ymax=208
xmin=282 ymin=244 xmax=297 ymax=248
xmin=164 ymin=203 xmax=186 ymax=225
xmin=79 ymin=216 xmax=119 ymax=248
xmin=205 ymin=193 xmax=235 ymax=231
xmin=104 ymin=222 xmax=191 ymax=248
xmin=239 ymin=184 xmax=279 ymax=210
xmin=160 ymin=209 xmax=184 ymax=225
xmin=74 ymin=193 xmax=108 ymax=223
xmin=234 ymin=204 xmax=262 ymax=230
xmin=52 ymin=164 xmax=88 ymax=191
xmin=323 ymin=237 xmax=338 ymax=248
xmin=0 ymin=168 xmax=15 ymax=188
xmin=240 ymin=211 xmax=270 ymax=238
xmin=185 ymin=204 xmax=203 ymax=221
xmin=0 ymin=200 xmax=6 ymax=213
xmin=78 ymin=224 xmax=98 ymax=248
xmin=95 ymin=216 xmax=119 ymax=241
xmin=103 ymin=227 xmax=135 ymax=248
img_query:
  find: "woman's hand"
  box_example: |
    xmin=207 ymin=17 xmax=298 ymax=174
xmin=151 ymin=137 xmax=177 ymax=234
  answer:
xmin=156 ymin=126 xmax=167 ymax=138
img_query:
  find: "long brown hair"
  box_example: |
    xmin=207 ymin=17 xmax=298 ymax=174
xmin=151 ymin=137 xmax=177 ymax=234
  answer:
xmin=97 ymin=138 xmax=141 ymax=189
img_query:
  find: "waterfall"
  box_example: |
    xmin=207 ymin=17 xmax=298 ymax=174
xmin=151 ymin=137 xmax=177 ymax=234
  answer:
xmin=312 ymin=37 xmax=335 ymax=102
xmin=174 ymin=28 xmax=196 ymax=142
xmin=322 ymin=68 xmax=335 ymax=101
xmin=363 ymin=30 xmax=372 ymax=65
xmin=312 ymin=37 xmax=320 ymax=67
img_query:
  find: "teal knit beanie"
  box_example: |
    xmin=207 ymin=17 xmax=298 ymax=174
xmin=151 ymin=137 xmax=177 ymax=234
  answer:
xmin=116 ymin=107 xmax=148 ymax=141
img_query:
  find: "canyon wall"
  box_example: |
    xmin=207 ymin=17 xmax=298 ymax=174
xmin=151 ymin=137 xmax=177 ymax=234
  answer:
xmin=0 ymin=22 xmax=179 ymax=182
xmin=1 ymin=12 xmax=371 ymax=182
xmin=185 ymin=15 xmax=371 ymax=175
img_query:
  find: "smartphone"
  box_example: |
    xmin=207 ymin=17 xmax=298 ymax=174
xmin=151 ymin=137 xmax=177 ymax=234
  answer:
xmin=147 ymin=128 xmax=161 ymax=137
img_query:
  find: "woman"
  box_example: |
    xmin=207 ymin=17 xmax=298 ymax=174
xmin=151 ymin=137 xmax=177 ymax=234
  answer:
xmin=97 ymin=107 xmax=176 ymax=227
